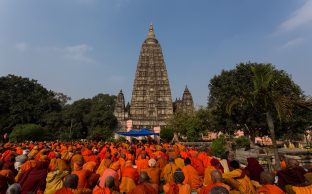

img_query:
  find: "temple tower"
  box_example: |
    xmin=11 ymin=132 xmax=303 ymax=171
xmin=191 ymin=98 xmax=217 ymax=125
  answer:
xmin=129 ymin=24 xmax=173 ymax=129
xmin=114 ymin=90 xmax=127 ymax=129
xmin=174 ymin=86 xmax=195 ymax=114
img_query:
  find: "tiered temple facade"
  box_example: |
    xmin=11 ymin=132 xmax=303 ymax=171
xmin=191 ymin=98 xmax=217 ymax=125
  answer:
xmin=114 ymin=24 xmax=194 ymax=131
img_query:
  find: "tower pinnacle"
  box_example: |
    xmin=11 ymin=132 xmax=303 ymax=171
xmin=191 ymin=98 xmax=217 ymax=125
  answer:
xmin=147 ymin=23 xmax=155 ymax=39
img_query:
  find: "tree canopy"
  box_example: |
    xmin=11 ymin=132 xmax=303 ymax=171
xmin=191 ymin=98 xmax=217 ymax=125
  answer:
xmin=207 ymin=63 xmax=310 ymax=139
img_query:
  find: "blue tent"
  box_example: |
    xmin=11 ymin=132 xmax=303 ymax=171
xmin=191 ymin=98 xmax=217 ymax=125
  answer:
xmin=116 ymin=128 xmax=159 ymax=137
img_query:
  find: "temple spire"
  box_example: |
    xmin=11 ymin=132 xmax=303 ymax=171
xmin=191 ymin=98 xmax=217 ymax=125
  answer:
xmin=147 ymin=23 xmax=155 ymax=39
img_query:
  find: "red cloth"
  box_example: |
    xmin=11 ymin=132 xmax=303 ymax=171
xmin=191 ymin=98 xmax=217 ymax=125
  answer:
xmin=19 ymin=161 xmax=48 ymax=194
xmin=244 ymin=157 xmax=264 ymax=182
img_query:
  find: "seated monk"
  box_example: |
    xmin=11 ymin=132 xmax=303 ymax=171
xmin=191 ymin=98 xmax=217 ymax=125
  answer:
xmin=244 ymin=158 xmax=264 ymax=183
xmin=15 ymin=156 xmax=37 ymax=182
xmin=93 ymin=176 xmax=119 ymax=194
xmin=209 ymin=186 xmax=229 ymax=194
xmin=256 ymin=171 xmax=285 ymax=194
xmin=19 ymin=161 xmax=49 ymax=194
xmin=289 ymin=172 xmax=312 ymax=194
xmin=222 ymin=160 xmax=256 ymax=194
xmin=44 ymin=168 xmax=70 ymax=194
xmin=163 ymin=169 xmax=191 ymax=194
xmin=136 ymin=154 xmax=149 ymax=173
xmin=55 ymin=174 xmax=92 ymax=194
xmin=0 ymin=160 xmax=15 ymax=193
xmin=142 ymin=158 xmax=161 ymax=185
xmin=276 ymin=158 xmax=307 ymax=191
xmin=129 ymin=171 xmax=158 ymax=194
xmin=182 ymin=158 xmax=203 ymax=190
xmin=162 ymin=157 xmax=178 ymax=184
xmin=71 ymin=159 xmax=91 ymax=189
xmin=94 ymin=161 xmax=120 ymax=191
xmin=49 ymin=153 xmax=69 ymax=172
xmin=174 ymin=155 xmax=185 ymax=170
xmin=200 ymin=170 xmax=230 ymax=194
xmin=119 ymin=160 xmax=139 ymax=193
xmin=191 ymin=154 xmax=205 ymax=177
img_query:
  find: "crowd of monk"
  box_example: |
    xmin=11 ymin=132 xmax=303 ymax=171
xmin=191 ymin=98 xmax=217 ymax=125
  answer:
xmin=0 ymin=141 xmax=311 ymax=194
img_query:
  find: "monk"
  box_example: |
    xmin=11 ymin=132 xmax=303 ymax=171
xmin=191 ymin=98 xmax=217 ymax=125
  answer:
xmin=142 ymin=158 xmax=161 ymax=185
xmin=0 ymin=160 xmax=15 ymax=193
xmin=119 ymin=160 xmax=139 ymax=193
xmin=15 ymin=156 xmax=37 ymax=182
xmin=191 ymin=154 xmax=205 ymax=176
xmin=49 ymin=153 xmax=69 ymax=172
xmin=129 ymin=171 xmax=158 ymax=194
xmin=71 ymin=159 xmax=90 ymax=189
xmin=222 ymin=160 xmax=256 ymax=194
xmin=203 ymin=159 xmax=217 ymax=186
xmin=161 ymin=157 xmax=178 ymax=184
xmin=136 ymin=154 xmax=149 ymax=172
xmin=94 ymin=162 xmax=120 ymax=191
xmin=244 ymin=158 xmax=264 ymax=183
xmin=182 ymin=158 xmax=203 ymax=190
xmin=163 ymin=169 xmax=191 ymax=194
xmin=54 ymin=174 xmax=91 ymax=194
xmin=200 ymin=170 xmax=230 ymax=194
xmin=209 ymin=186 xmax=229 ymax=194
xmin=94 ymin=176 xmax=119 ymax=194
xmin=256 ymin=171 xmax=285 ymax=194
xmin=44 ymin=168 xmax=69 ymax=194
xmin=276 ymin=158 xmax=307 ymax=191
xmin=70 ymin=149 xmax=84 ymax=171
xmin=97 ymin=154 xmax=112 ymax=176
xmin=19 ymin=161 xmax=49 ymax=194
xmin=174 ymin=155 xmax=185 ymax=170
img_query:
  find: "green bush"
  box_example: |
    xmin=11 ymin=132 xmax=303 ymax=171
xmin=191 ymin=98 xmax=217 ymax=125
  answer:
xmin=9 ymin=124 xmax=49 ymax=142
xmin=117 ymin=136 xmax=127 ymax=142
xmin=87 ymin=127 xmax=114 ymax=141
xmin=210 ymin=136 xmax=226 ymax=158
xmin=235 ymin=136 xmax=250 ymax=149
xmin=160 ymin=128 xmax=174 ymax=142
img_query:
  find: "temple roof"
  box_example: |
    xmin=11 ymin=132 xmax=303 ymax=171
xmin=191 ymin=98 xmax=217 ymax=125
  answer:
xmin=145 ymin=23 xmax=158 ymax=44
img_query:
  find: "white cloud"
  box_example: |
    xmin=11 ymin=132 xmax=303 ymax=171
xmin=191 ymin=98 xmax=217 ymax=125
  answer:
xmin=15 ymin=42 xmax=28 ymax=51
xmin=280 ymin=37 xmax=304 ymax=49
xmin=59 ymin=44 xmax=95 ymax=64
xmin=280 ymin=0 xmax=312 ymax=31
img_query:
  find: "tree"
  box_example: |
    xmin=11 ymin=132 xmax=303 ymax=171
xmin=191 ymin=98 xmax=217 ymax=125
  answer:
xmin=9 ymin=124 xmax=49 ymax=142
xmin=226 ymin=64 xmax=312 ymax=170
xmin=0 ymin=75 xmax=63 ymax=135
xmin=208 ymin=63 xmax=308 ymax=140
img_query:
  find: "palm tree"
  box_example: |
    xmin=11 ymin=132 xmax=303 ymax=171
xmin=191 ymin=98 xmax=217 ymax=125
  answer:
xmin=226 ymin=64 xmax=312 ymax=170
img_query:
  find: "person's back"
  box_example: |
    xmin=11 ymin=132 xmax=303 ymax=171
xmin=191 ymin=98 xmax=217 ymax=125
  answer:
xmin=209 ymin=186 xmax=229 ymax=194
xmin=129 ymin=172 xmax=158 ymax=194
xmin=256 ymin=171 xmax=285 ymax=194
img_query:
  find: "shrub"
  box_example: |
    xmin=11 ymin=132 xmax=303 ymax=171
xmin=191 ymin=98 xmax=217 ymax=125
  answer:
xmin=117 ymin=136 xmax=127 ymax=142
xmin=9 ymin=124 xmax=49 ymax=142
xmin=210 ymin=136 xmax=226 ymax=158
xmin=87 ymin=127 xmax=114 ymax=141
xmin=235 ymin=136 xmax=250 ymax=149
xmin=160 ymin=128 xmax=174 ymax=142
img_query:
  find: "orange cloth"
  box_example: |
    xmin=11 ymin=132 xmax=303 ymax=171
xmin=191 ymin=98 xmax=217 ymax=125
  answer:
xmin=292 ymin=185 xmax=312 ymax=194
xmin=280 ymin=160 xmax=286 ymax=170
xmin=93 ymin=187 xmax=113 ymax=194
xmin=182 ymin=165 xmax=203 ymax=189
xmin=203 ymin=166 xmax=216 ymax=186
xmin=136 ymin=159 xmax=149 ymax=172
xmin=163 ymin=183 xmax=191 ymax=194
xmin=15 ymin=159 xmax=37 ymax=182
xmin=119 ymin=166 xmax=139 ymax=193
xmin=83 ymin=161 xmax=97 ymax=173
xmin=191 ymin=158 xmax=205 ymax=176
xmin=199 ymin=183 xmax=230 ymax=194
xmin=156 ymin=157 xmax=168 ymax=169
xmin=198 ymin=152 xmax=211 ymax=168
xmin=161 ymin=163 xmax=178 ymax=184
xmin=54 ymin=187 xmax=74 ymax=194
xmin=96 ymin=159 xmax=112 ymax=176
xmin=142 ymin=167 xmax=161 ymax=185
xmin=72 ymin=169 xmax=90 ymax=189
xmin=175 ymin=158 xmax=185 ymax=169
xmin=256 ymin=184 xmax=286 ymax=194
xmin=49 ymin=158 xmax=69 ymax=172
xmin=129 ymin=183 xmax=158 ymax=194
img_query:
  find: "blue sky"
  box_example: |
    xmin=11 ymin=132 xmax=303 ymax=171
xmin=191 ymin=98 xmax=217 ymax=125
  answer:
xmin=1 ymin=0 xmax=312 ymax=106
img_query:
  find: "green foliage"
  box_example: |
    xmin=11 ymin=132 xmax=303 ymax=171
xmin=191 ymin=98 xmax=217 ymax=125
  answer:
xmin=208 ymin=63 xmax=308 ymax=137
xmin=235 ymin=136 xmax=250 ymax=149
xmin=160 ymin=128 xmax=174 ymax=142
xmin=9 ymin=124 xmax=49 ymax=142
xmin=166 ymin=112 xmax=203 ymax=141
xmin=0 ymin=75 xmax=65 ymax=134
xmin=210 ymin=136 xmax=226 ymax=158
xmin=117 ymin=136 xmax=127 ymax=142
xmin=87 ymin=127 xmax=114 ymax=141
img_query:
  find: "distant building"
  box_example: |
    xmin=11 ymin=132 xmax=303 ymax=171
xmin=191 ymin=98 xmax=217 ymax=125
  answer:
xmin=114 ymin=24 xmax=194 ymax=131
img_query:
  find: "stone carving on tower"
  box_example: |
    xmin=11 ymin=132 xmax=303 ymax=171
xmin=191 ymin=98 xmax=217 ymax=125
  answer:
xmin=174 ymin=86 xmax=195 ymax=114
xmin=114 ymin=90 xmax=127 ymax=130
xmin=129 ymin=23 xmax=173 ymax=129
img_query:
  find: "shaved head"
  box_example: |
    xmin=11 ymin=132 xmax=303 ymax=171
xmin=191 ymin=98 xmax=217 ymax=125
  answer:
xmin=260 ymin=171 xmax=275 ymax=185
xmin=139 ymin=171 xmax=150 ymax=183
xmin=211 ymin=170 xmax=223 ymax=183
xmin=105 ymin=176 xmax=115 ymax=188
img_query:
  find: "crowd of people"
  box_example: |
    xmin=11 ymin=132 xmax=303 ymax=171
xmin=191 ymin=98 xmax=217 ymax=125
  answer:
xmin=0 ymin=140 xmax=311 ymax=194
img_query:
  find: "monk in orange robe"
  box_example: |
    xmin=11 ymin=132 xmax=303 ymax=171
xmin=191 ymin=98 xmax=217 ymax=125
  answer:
xmin=175 ymin=155 xmax=185 ymax=169
xmin=156 ymin=155 xmax=168 ymax=169
xmin=161 ymin=158 xmax=178 ymax=184
xmin=71 ymin=159 xmax=91 ymax=189
xmin=182 ymin=158 xmax=203 ymax=190
xmin=15 ymin=156 xmax=37 ymax=182
xmin=49 ymin=153 xmax=70 ymax=172
xmin=136 ymin=154 xmax=149 ymax=172
xmin=256 ymin=171 xmax=285 ymax=194
xmin=200 ymin=170 xmax=230 ymax=194
xmin=120 ymin=161 xmax=139 ymax=193
xmin=141 ymin=159 xmax=161 ymax=185
xmin=191 ymin=155 xmax=205 ymax=177
xmin=93 ymin=176 xmax=119 ymax=194
xmin=163 ymin=169 xmax=191 ymax=194
xmin=97 ymin=154 xmax=112 ymax=176
xmin=129 ymin=171 xmax=158 ymax=194
xmin=70 ymin=150 xmax=84 ymax=170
